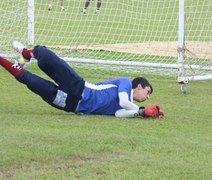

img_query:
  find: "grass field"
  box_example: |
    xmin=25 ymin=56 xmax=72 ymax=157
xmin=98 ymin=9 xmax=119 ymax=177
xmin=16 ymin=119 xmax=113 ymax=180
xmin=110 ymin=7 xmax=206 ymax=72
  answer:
xmin=0 ymin=64 xmax=211 ymax=179
xmin=1 ymin=0 xmax=212 ymax=179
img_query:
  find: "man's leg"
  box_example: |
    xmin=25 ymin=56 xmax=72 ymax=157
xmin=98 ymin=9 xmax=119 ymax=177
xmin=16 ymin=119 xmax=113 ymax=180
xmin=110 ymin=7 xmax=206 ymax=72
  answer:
xmin=33 ymin=46 xmax=85 ymax=111
xmin=0 ymin=56 xmax=70 ymax=111
xmin=32 ymin=46 xmax=85 ymax=94
xmin=82 ymin=0 xmax=90 ymax=14
xmin=13 ymin=42 xmax=85 ymax=111
xmin=95 ymin=0 xmax=101 ymax=14
xmin=48 ymin=0 xmax=53 ymax=10
xmin=60 ymin=0 xmax=65 ymax=11
xmin=0 ymin=56 xmax=25 ymax=77
xmin=13 ymin=42 xmax=84 ymax=94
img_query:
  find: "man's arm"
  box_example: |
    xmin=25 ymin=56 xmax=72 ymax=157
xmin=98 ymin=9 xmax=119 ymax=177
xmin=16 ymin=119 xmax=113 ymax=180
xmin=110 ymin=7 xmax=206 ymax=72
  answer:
xmin=118 ymin=92 xmax=139 ymax=110
xmin=115 ymin=109 xmax=140 ymax=118
xmin=116 ymin=92 xmax=142 ymax=118
xmin=115 ymin=104 xmax=165 ymax=119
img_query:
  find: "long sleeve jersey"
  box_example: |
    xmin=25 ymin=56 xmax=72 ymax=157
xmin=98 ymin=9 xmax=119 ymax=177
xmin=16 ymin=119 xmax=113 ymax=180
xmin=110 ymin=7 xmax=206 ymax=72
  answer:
xmin=76 ymin=77 xmax=139 ymax=115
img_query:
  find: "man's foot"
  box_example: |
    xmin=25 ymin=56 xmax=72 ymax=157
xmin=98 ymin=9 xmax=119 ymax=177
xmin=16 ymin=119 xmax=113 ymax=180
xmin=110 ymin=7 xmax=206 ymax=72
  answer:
xmin=12 ymin=41 xmax=33 ymax=62
xmin=82 ymin=8 xmax=87 ymax=14
xmin=48 ymin=4 xmax=52 ymax=11
xmin=60 ymin=6 xmax=65 ymax=11
xmin=12 ymin=41 xmax=25 ymax=54
xmin=94 ymin=9 xmax=100 ymax=15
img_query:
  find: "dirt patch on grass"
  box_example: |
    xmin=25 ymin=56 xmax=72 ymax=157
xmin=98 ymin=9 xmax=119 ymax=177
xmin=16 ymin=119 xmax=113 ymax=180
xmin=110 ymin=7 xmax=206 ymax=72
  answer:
xmin=52 ymin=41 xmax=212 ymax=59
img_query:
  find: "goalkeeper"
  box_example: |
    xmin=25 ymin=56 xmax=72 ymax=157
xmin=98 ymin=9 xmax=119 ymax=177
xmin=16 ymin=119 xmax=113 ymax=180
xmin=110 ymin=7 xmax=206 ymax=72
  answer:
xmin=0 ymin=41 xmax=164 ymax=119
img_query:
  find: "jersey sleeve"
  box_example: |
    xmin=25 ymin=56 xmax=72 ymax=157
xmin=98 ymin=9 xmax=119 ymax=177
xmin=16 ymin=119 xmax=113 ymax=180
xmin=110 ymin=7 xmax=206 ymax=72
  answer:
xmin=119 ymin=92 xmax=139 ymax=110
xmin=117 ymin=78 xmax=139 ymax=110
xmin=115 ymin=109 xmax=140 ymax=118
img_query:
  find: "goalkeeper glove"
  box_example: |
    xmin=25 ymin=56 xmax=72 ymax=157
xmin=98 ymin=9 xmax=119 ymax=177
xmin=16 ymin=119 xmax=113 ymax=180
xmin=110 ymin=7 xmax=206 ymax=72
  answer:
xmin=138 ymin=104 xmax=164 ymax=119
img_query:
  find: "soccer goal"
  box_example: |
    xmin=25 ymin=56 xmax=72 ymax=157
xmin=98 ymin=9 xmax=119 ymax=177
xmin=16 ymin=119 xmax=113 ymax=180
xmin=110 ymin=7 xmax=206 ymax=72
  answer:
xmin=0 ymin=0 xmax=211 ymax=86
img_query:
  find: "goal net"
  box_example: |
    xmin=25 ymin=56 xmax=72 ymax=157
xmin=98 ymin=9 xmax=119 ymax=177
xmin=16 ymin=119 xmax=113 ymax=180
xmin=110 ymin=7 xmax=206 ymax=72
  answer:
xmin=0 ymin=0 xmax=211 ymax=81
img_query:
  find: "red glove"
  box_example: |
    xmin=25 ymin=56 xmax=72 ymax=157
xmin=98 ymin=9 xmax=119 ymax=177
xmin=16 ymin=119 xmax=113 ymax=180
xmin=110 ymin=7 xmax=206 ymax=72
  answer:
xmin=144 ymin=104 xmax=164 ymax=119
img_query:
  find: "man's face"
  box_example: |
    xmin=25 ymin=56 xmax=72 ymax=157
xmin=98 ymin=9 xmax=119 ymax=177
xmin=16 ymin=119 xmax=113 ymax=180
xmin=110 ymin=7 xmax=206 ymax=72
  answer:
xmin=133 ymin=85 xmax=151 ymax=102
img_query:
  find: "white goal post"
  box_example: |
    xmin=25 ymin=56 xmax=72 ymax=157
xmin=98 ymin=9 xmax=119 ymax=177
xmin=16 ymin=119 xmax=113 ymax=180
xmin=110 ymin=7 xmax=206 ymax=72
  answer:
xmin=177 ymin=0 xmax=212 ymax=84
xmin=0 ymin=0 xmax=211 ymax=85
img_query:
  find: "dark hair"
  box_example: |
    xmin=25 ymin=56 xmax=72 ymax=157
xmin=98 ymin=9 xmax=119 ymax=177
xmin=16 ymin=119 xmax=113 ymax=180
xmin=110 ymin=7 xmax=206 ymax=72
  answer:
xmin=132 ymin=77 xmax=153 ymax=94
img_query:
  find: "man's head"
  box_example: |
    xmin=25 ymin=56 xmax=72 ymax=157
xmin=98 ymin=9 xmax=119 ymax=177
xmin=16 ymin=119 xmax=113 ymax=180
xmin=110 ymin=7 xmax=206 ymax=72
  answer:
xmin=132 ymin=77 xmax=153 ymax=102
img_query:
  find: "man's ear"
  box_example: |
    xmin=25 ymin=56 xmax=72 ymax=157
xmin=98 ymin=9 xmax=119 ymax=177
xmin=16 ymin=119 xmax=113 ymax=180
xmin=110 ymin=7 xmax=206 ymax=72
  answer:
xmin=137 ymin=84 xmax=142 ymax=89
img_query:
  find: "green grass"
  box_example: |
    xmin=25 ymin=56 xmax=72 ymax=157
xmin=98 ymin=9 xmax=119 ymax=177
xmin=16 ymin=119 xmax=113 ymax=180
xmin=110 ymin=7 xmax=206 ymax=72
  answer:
xmin=0 ymin=65 xmax=212 ymax=179
xmin=0 ymin=0 xmax=212 ymax=178
xmin=34 ymin=0 xmax=178 ymax=44
xmin=2 ymin=0 xmax=212 ymax=49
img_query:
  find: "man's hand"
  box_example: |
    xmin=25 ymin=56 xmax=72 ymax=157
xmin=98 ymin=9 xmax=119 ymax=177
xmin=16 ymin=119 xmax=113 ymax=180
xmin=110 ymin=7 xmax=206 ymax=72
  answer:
xmin=143 ymin=104 xmax=164 ymax=119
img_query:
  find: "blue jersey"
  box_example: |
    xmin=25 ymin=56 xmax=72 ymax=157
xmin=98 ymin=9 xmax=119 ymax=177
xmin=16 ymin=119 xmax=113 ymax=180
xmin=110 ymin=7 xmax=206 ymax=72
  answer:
xmin=76 ymin=78 xmax=133 ymax=115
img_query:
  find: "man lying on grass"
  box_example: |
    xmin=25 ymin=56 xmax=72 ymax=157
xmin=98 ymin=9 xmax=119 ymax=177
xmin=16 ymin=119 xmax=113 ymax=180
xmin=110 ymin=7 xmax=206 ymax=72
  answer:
xmin=0 ymin=41 xmax=164 ymax=119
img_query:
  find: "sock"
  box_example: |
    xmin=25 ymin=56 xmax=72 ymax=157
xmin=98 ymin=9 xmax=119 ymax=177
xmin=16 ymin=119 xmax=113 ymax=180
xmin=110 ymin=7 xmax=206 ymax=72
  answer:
xmin=22 ymin=48 xmax=33 ymax=61
xmin=0 ymin=56 xmax=25 ymax=78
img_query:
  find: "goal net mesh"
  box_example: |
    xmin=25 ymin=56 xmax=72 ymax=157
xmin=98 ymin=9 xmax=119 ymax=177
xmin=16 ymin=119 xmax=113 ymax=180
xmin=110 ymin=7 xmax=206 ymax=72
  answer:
xmin=0 ymin=0 xmax=211 ymax=79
